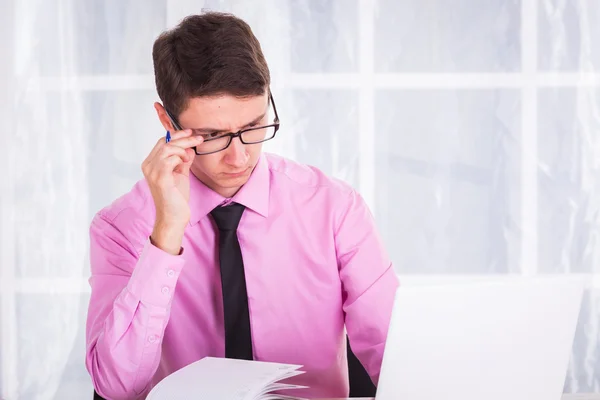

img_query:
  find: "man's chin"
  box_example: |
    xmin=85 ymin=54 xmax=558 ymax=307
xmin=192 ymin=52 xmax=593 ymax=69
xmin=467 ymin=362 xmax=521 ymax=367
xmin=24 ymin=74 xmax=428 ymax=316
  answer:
xmin=217 ymin=171 xmax=251 ymax=186
xmin=220 ymin=166 xmax=253 ymax=180
xmin=220 ymin=176 xmax=249 ymax=186
xmin=213 ymin=174 xmax=250 ymax=197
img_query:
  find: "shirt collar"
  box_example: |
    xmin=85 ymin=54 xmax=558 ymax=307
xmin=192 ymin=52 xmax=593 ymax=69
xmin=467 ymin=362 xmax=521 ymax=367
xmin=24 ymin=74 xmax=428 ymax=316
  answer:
xmin=188 ymin=154 xmax=270 ymax=225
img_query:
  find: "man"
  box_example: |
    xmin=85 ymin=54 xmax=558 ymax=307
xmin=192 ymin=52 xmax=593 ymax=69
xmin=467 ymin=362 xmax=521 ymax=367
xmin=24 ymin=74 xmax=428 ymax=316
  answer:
xmin=86 ymin=11 xmax=398 ymax=400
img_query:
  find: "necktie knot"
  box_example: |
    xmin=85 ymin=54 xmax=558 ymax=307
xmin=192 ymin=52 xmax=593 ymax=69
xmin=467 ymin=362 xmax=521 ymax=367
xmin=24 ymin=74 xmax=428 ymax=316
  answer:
xmin=210 ymin=203 xmax=245 ymax=231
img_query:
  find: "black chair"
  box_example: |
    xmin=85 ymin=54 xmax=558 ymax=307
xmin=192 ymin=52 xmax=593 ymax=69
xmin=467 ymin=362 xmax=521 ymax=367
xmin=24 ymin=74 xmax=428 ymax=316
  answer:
xmin=93 ymin=338 xmax=376 ymax=399
xmin=93 ymin=390 xmax=104 ymax=400
xmin=347 ymin=336 xmax=377 ymax=397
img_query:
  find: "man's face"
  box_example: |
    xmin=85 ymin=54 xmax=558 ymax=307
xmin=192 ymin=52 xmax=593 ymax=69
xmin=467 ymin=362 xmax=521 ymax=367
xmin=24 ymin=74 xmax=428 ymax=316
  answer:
xmin=157 ymin=93 xmax=269 ymax=198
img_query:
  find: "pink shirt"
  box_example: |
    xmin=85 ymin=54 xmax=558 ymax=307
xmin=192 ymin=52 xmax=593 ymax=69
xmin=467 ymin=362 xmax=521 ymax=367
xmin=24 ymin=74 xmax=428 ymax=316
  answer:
xmin=86 ymin=153 xmax=399 ymax=399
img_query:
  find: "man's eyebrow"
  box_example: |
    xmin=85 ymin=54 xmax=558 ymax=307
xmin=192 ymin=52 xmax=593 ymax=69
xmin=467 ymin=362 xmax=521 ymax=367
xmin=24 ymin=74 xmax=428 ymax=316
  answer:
xmin=191 ymin=112 xmax=267 ymax=134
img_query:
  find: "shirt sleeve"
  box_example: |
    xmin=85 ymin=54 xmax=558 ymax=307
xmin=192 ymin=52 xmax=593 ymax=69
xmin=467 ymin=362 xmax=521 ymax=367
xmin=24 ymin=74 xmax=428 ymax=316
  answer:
xmin=85 ymin=212 xmax=186 ymax=400
xmin=335 ymin=189 xmax=399 ymax=386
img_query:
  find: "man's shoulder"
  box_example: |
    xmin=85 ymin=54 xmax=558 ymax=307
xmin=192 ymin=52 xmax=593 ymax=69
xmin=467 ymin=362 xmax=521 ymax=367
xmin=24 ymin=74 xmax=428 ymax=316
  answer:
xmin=264 ymin=153 xmax=354 ymax=198
xmin=92 ymin=178 xmax=154 ymax=238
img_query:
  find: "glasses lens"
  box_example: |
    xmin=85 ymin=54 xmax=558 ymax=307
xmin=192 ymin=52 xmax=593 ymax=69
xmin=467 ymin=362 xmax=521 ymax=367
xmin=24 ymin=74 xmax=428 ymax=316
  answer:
xmin=195 ymin=136 xmax=230 ymax=154
xmin=241 ymin=126 xmax=276 ymax=144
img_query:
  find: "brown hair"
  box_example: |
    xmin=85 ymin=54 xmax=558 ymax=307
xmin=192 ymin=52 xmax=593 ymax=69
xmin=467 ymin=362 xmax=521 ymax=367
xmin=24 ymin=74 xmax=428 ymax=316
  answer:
xmin=152 ymin=12 xmax=271 ymax=117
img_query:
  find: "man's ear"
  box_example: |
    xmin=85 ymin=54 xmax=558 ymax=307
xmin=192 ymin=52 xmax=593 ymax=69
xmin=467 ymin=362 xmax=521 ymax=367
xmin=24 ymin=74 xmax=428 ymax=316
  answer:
xmin=154 ymin=102 xmax=175 ymax=132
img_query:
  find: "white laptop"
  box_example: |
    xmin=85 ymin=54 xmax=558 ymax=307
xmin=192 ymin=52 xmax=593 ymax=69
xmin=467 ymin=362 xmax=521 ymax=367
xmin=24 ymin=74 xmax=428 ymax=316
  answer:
xmin=376 ymin=276 xmax=585 ymax=400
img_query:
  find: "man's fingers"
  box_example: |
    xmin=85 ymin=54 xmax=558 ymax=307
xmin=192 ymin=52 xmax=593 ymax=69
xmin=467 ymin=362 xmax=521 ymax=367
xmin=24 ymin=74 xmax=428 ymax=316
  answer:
xmin=148 ymin=154 xmax=186 ymax=181
xmin=167 ymin=135 xmax=204 ymax=150
xmin=169 ymin=129 xmax=193 ymax=141
xmin=144 ymin=144 xmax=188 ymax=174
xmin=178 ymin=148 xmax=196 ymax=175
xmin=156 ymin=144 xmax=190 ymax=163
xmin=142 ymin=130 xmax=199 ymax=175
xmin=147 ymin=129 xmax=193 ymax=160
xmin=162 ymin=154 xmax=186 ymax=171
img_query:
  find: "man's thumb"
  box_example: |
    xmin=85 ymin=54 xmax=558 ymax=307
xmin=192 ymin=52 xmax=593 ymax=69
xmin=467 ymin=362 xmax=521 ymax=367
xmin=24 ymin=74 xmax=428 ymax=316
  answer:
xmin=181 ymin=148 xmax=195 ymax=175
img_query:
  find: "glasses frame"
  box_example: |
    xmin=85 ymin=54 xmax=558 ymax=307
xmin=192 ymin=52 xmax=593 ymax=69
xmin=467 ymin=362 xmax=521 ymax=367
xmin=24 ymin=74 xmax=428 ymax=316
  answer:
xmin=165 ymin=91 xmax=280 ymax=156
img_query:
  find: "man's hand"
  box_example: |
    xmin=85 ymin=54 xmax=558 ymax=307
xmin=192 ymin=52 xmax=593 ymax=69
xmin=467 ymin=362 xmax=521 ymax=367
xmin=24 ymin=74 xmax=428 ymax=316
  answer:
xmin=141 ymin=129 xmax=204 ymax=255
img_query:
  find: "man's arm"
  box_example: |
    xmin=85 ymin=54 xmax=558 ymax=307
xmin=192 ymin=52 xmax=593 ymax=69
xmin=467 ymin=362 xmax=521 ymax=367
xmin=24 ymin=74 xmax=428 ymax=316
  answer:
xmin=335 ymin=189 xmax=399 ymax=386
xmin=85 ymin=212 xmax=185 ymax=400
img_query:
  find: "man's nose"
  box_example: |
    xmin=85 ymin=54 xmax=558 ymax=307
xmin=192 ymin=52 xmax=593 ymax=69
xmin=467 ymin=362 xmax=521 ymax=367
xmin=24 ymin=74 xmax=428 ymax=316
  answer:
xmin=224 ymin=135 xmax=248 ymax=166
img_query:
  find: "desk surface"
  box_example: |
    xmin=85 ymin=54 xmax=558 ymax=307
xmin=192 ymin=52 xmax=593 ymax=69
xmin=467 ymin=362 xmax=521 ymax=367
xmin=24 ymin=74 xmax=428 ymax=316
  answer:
xmin=321 ymin=395 xmax=600 ymax=400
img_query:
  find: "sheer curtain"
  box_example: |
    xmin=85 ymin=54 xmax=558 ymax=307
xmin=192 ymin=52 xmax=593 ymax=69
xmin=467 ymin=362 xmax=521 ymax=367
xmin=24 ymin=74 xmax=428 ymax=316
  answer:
xmin=1 ymin=0 xmax=599 ymax=398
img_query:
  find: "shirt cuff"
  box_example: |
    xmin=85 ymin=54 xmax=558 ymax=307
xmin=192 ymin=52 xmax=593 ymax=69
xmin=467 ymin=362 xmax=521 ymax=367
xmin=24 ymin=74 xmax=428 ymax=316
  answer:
xmin=127 ymin=238 xmax=186 ymax=308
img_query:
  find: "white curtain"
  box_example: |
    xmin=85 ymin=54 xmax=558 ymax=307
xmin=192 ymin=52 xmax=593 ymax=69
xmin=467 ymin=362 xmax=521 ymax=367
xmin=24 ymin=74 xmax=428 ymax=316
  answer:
xmin=1 ymin=0 xmax=599 ymax=398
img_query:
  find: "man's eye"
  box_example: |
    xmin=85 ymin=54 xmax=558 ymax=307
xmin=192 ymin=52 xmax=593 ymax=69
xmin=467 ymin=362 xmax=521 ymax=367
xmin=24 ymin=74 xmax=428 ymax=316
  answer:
xmin=204 ymin=132 xmax=226 ymax=139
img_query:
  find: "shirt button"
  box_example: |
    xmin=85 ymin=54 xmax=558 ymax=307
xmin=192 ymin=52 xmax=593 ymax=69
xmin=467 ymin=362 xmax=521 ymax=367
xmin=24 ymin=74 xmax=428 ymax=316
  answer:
xmin=167 ymin=269 xmax=175 ymax=278
xmin=148 ymin=335 xmax=158 ymax=343
xmin=161 ymin=286 xmax=170 ymax=295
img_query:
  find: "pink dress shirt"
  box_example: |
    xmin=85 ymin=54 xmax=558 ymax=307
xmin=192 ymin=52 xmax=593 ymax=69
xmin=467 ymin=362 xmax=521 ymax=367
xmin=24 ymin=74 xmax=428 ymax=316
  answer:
xmin=86 ymin=152 xmax=399 ymax=399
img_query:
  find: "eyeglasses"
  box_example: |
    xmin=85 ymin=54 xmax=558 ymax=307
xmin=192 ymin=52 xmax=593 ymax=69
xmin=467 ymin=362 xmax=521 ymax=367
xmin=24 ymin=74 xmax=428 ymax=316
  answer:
xmin=165 ymin=91 xmax=280 ymax=156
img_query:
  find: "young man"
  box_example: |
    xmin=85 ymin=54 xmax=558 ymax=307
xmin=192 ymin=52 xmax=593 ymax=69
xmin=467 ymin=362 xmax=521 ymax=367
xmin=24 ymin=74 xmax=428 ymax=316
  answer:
xmin=86 ymin=11 xmax=398 ymax=400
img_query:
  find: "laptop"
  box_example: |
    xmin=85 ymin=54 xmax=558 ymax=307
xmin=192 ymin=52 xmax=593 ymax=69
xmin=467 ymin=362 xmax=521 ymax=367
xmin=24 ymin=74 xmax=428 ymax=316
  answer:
xmin=376 ymin=276 xmax=585 ymax=400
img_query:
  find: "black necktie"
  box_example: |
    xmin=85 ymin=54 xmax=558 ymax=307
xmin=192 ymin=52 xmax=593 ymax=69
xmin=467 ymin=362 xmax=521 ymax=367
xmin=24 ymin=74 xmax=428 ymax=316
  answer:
xmin=210 ymin=203 xmax=253 ymax=360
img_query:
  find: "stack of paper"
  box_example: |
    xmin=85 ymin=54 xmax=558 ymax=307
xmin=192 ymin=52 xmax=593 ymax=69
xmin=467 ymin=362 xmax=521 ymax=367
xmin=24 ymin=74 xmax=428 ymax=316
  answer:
xmin=146 ymin=357 xmax=307 ymax=400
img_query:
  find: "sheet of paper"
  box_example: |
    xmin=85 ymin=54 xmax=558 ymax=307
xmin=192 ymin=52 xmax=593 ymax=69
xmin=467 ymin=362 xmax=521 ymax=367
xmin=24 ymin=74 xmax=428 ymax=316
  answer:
xmin=146 ymin=357 xmax=306 ymax=400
